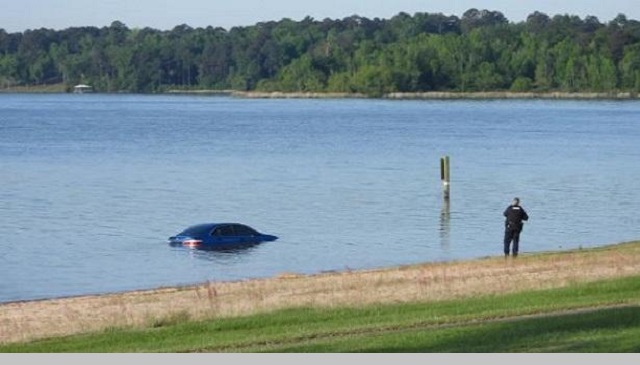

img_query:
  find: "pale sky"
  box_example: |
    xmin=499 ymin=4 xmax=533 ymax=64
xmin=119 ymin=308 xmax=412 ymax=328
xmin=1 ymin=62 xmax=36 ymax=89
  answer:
xmin=1 ymin=0 xmax=639 ymax=32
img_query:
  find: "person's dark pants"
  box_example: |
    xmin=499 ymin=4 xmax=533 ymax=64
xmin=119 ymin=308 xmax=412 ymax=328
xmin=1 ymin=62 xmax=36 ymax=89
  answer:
xmin=504 ymin=227 xmax=521 ymax=256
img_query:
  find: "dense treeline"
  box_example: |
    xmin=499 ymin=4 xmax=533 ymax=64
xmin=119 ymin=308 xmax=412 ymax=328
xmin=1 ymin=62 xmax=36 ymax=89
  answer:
xmin=1 ymin=9 xmax=640 ymax=94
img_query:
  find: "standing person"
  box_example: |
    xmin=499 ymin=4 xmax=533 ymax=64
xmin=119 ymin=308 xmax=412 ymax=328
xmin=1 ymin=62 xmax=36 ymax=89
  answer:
xmin=503 ymin=197 xmax=529 ymax=258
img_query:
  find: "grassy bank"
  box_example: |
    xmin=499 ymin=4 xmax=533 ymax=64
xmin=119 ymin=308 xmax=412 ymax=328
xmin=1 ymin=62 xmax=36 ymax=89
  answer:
xmin=2 ymin=275 xmax=639 ymax=352
xmin=1 ymin=241 xmax=640 ymax=352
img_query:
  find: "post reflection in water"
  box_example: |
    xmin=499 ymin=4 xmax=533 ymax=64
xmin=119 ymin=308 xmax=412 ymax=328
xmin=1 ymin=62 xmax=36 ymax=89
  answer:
xmin=439 ymin=198 xmax=451 ymax=249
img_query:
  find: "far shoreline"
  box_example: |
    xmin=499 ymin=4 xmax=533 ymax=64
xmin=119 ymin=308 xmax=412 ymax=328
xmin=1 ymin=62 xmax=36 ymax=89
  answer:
xmin=230 ymin=90 xmax=640 ymax=100
xmin=2 ymin=85 xmax=639 ymax=100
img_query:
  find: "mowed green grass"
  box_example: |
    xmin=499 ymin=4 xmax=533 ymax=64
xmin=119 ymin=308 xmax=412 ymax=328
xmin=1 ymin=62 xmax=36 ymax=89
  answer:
xmin=3 ymin=275 xmax=640 ymax=353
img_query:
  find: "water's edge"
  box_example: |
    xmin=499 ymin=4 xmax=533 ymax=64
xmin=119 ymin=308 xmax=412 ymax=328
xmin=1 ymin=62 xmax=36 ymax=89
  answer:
xmin=2 ymin=88 xmax=639 ymax=100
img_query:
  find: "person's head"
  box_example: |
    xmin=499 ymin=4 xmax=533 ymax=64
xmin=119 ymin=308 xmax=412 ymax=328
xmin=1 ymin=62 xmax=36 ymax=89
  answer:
xmin=512 ymin=197 xmax=520 ymax=206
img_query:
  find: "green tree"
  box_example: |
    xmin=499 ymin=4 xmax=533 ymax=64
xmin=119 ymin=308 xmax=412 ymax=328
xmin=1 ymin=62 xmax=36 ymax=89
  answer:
xmin=620 ymin=44 xmax=640 ymax=91
xmin=270 ymin=54 xmax=326 ymax=91
xmin=1 ymin=10 xmax=638 ymax=94
xmin=0 ymin=53 xmax=18 ymax=87
xmin=585 ymin=53 xmax=618 ymax=90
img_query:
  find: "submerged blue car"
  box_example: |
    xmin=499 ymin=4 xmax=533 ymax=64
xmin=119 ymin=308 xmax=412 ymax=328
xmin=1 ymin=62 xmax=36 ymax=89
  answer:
xmin=168 ymin=223 xmax=278 ymax=248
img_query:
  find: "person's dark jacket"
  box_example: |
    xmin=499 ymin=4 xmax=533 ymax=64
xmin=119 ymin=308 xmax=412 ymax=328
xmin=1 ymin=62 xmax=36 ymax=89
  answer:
xmin=504 ymin=205 xmax=529 ymax=231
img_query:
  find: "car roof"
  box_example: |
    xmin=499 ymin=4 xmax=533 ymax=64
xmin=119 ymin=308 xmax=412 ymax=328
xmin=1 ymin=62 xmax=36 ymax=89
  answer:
xmin=185 ymin=223 xmax=246 ymax=230
xmin=180 ymin=223 xmax=236 ymax=236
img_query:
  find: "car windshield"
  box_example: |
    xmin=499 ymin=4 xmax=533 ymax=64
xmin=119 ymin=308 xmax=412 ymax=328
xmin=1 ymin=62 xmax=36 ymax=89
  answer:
xmin=180 ymin=224 xmax=214 ymax=236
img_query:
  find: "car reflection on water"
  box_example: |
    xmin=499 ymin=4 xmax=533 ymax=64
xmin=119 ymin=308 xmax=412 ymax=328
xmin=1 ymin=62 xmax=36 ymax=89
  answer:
xmin=168 ymin=239 xmax=265 ymax=263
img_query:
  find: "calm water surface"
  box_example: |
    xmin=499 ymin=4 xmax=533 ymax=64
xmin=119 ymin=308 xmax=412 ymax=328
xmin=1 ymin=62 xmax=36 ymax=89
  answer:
xmin=1 ymin=94 xmax=639 ymax=303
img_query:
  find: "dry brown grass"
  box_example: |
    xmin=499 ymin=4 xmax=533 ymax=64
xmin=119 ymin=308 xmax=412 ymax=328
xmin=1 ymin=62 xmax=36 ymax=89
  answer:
xmin=2 ymin=242 xmax=639 ymax=344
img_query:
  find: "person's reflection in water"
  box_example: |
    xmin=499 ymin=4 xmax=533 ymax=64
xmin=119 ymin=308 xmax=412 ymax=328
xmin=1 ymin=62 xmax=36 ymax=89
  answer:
xmin=439 ymin=198 xmax=451 ymax=249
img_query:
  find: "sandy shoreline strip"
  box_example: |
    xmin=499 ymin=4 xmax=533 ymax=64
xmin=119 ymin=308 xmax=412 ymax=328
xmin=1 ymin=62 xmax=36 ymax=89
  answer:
xmin=4 ymin=86 xmax=638 ymax=100
xmin=2 ymin=242 xmax=640 ymax=344
xmin=232 ymin=91 xmax=640 ymax=100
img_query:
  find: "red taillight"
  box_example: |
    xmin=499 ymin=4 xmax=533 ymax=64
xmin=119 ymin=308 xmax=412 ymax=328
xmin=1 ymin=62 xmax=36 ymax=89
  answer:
xmin=182 ymin=239 xmax=202 ymax=247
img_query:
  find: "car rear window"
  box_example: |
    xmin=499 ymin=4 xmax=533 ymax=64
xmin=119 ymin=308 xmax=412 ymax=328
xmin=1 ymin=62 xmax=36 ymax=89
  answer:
xmin=233 ymin=225 xmax=258 ymax=235
xmin=181 ymin=224 xmax=214 ymax=236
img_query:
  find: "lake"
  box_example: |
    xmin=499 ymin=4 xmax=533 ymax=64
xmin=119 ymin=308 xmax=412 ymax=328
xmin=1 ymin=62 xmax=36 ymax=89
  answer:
xmin=1 ymin=94 xmax=639 ymax=303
